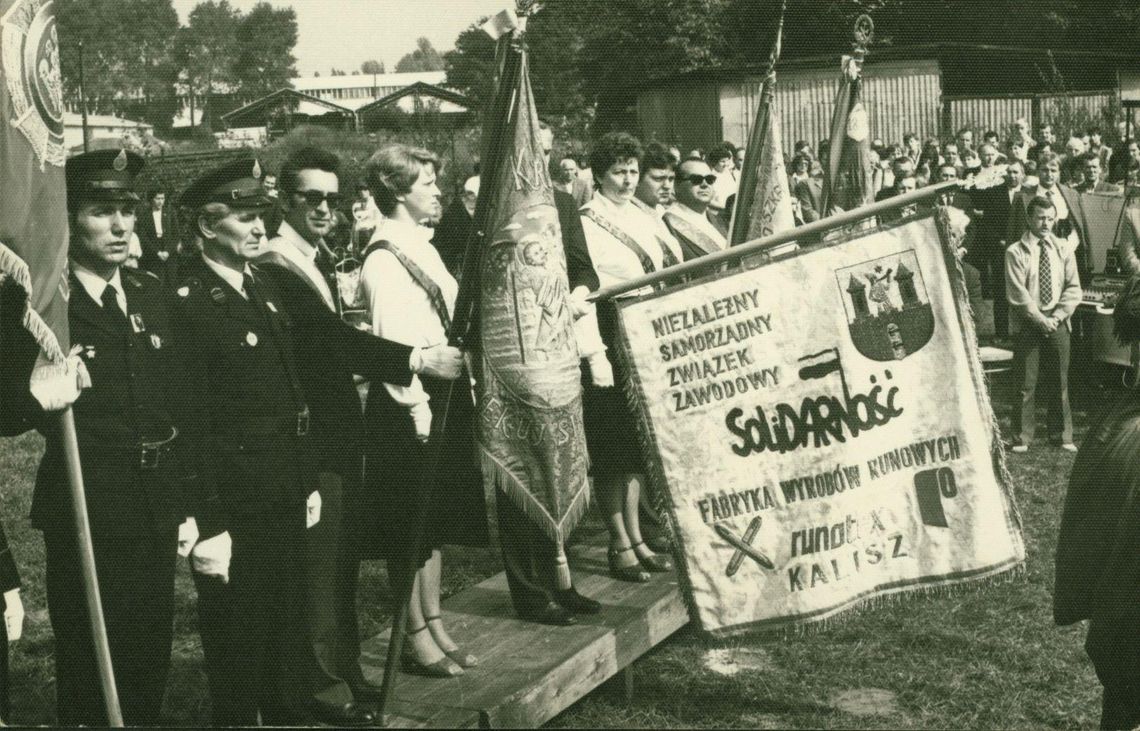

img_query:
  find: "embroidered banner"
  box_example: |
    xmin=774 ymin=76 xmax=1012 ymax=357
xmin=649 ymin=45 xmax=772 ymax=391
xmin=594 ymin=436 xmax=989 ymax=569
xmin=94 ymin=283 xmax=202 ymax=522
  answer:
xmin=614 ymin=213 xmax=1024 ymax=636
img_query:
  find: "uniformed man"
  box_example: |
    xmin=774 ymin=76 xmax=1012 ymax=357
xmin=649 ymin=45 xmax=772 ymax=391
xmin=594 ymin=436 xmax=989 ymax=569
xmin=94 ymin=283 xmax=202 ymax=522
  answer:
xmin=172 ymin=159 xmax=319 ymax=726
xmin=28 ymin=150 xmax=203 ymax=725
xmin=256 ymin=146 xmax=464 ymax=724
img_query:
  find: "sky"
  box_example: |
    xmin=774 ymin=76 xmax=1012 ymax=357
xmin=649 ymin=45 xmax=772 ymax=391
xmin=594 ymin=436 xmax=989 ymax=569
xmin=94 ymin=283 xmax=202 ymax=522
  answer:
xmin=170 ymin=0 xmax=508 ymax=77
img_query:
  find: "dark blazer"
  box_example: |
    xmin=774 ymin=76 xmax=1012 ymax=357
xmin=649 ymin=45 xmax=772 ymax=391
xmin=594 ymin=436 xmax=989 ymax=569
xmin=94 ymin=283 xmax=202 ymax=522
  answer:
xmin=171 ymin=258 xmax=311 ymax=539
xmin=134 ymin=206 xmax=174 ymax=277
xmin=253 ymin=258 xmax=413 ymax=477
xmin=32 ymin=267 xmax=199 ymax=537
xmin=794 ymin=178 xmax=824 ymax=223
xmin=555 ymin=189 xmax=599 ymax=292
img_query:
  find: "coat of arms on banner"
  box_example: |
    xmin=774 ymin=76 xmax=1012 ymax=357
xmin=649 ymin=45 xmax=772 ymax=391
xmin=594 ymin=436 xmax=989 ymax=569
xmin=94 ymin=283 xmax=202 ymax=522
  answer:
xmin=836 ymin=249 xmax=934 ymax=361
xmin=2 ymin=0 xmax=66 ymax=168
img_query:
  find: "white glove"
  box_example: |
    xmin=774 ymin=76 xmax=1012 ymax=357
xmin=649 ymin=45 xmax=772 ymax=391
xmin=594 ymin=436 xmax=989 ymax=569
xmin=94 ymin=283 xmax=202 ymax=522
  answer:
xmin=29 ymin=348 xmax=91 ymax=412
xmin=4 ymin=588 xmax=24 ymax=642
xmin=306 ymin=490 xmax=322 ymax=529
xmin=176 ymin=517 xmax=199 ymax=558
xmin=190 ymin=531 xmax=232 ymax=584
xmin=410 ymin=402 xmax=433 ymax=443
xmin=569 ymin=286 xmax=592 ymax=320
xmin=588 ymin=352 xmax=615 ymax=388
xmin=415 ymin=344 xmax=464 ymax=380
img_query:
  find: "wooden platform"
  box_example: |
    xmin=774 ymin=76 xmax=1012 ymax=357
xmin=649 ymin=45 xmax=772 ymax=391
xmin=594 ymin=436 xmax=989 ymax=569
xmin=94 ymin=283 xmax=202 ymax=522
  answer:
xmin=359 ymin=531 xmax=689 ymax=728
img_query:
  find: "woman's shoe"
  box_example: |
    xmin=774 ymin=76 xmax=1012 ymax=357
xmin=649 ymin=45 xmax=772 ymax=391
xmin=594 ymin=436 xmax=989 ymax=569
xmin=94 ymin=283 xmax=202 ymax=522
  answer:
xmin=401 ymin=624 xmax=464 ymax=678
xmin=633 ymin=541 xmax=672 ymax=572
xmin=425 ymin=615 xmax=478 ymax=668
xmin=608 ymin=546 xmax=650 ymax=583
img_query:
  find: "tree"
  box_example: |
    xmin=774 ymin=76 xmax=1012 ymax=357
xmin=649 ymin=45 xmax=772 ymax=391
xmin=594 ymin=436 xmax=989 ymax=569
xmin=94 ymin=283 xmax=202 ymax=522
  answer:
xmin=361 ymin=59 xmax=386 ymax=75
xmin=232 ymin=2 xmax=298 ymax=101
xmin=395 ymin=37 xmax=446 ymax=72
xmin=174 ymin=0 xmax=242 ymax=129
xmin=444 ymin=23 xmax=497 ymax=110
xmin=56 ymin=0 xmax=181 ymax=129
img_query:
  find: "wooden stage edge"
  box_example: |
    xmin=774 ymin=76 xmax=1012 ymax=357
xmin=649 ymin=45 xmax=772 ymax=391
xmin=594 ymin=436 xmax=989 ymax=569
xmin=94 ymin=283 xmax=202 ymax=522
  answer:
xmin=359 ymin=531 xmax=690 ymax=728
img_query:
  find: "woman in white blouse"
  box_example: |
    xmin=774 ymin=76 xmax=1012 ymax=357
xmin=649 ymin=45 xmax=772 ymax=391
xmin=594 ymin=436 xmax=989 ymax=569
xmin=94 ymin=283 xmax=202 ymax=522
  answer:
xmin=579 ymin=132 xmax=681 ymax=583
xmin=356 ymin=144 xmax=486 ymax=678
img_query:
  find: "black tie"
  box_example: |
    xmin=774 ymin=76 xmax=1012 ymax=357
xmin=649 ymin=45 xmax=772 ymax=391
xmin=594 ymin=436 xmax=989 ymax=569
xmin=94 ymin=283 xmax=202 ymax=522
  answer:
xmin=242 ymin=272 xmax=259 ymax=304
xmin=101 ymin=284 xmax=127 ymax=327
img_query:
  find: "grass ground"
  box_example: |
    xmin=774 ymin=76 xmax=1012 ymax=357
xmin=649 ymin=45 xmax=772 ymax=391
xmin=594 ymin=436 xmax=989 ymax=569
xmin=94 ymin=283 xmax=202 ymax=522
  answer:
xmin=0 ymin=357 xmax=1112 ymax=728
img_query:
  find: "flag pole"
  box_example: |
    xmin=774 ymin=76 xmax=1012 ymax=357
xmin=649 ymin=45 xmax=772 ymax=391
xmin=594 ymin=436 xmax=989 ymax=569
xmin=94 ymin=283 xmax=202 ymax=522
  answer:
xmin=375 ymin=28 xmax=523 ymax=727
xmin=59 ymin=406 xmax=123 ymax=726
xmin=728 ymin=0 xmax=787 ymax=245
xmin=589 ymin=181 xmax=962 ymax=301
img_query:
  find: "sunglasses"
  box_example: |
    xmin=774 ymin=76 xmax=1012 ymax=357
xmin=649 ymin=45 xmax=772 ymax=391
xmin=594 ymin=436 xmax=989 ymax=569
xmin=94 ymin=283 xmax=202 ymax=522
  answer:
xmin=682 ymin=174 xmax=717 ymax=186
xmin=293 ymin=190 xmax=344 ymax=207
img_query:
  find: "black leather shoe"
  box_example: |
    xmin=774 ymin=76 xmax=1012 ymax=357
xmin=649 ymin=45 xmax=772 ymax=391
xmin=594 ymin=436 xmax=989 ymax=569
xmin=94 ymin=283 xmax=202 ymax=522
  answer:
xmin=519 ymin=601 xmax=577 ymax=626
xmin=308 ymin=701 xmax=376 ymax=727
xmin=553 ymin=587 xmax=602 ymax=614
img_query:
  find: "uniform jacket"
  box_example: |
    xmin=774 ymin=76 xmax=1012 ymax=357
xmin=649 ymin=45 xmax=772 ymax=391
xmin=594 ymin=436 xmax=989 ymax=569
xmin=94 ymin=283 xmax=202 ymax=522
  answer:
xmin=32 ymin=267 xmax=203 ymax=537
xmin=171 ymin=257 xmax=311 ymax=539
xmin=254 ymin=250 xmax=413 ymax=477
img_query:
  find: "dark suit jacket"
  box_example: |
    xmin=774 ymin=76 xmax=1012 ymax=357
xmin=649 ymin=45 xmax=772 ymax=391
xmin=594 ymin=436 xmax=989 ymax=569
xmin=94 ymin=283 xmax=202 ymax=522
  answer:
xmin=134 ymin=206 xmax=174 ymax=277
xmin=794 ymin=178 xmax=824 ymax=223
xmin=254 ymin=259 xmax=413 ymax=478
xmin=555 ymin=189 xmax=599 ymax=292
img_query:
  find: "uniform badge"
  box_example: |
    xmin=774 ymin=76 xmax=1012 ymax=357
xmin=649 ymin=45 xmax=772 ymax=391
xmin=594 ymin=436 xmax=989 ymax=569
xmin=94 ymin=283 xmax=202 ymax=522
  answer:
xmin=177 ymin=286 xmax=190 ymax=298
xmin=83 ymin=345 xmax=96 ymax=360
xmin=246 ymin=332 xmax=258 ymax=347
xmin=150 ymin=334 xmax=162 ymax=349
xmin=266 ymin=301 xmax=277 ymax=313
xmin=130 ymin=313 xmax=145 ymax=333
xmin=210 ymin=287 xmax=226 ymax=303
xmin=113 ymin=149 xmax=129 ymax=171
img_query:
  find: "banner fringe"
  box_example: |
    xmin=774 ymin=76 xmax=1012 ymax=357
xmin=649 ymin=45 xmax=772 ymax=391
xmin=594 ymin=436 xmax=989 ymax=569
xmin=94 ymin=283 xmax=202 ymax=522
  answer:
xmin=479 ymin=447 xmax=591 ymax=550
xmin=0 ymin=240 xmax=65 ymax=363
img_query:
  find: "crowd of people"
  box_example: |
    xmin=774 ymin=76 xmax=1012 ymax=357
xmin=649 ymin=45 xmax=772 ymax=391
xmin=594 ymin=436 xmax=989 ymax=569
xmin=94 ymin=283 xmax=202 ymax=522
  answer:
xmin=0 ymin=109 xmax=1137 ymax=728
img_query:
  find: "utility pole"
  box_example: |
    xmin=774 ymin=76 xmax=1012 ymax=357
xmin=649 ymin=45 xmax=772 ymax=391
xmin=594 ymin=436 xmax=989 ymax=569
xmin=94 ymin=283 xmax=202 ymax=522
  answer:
xmin=78 ymin=41 xmax=89 ymax=152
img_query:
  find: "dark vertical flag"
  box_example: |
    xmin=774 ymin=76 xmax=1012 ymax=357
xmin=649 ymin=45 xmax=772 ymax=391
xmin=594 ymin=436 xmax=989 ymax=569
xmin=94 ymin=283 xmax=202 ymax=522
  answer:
xmin=822 ymin=18 xmax=876 ymax=216
xmin=475 ymin=11 xmax=591 ymax=588
xmin=729 ymin=0 xmax=795 ymax=246
xmin=0 ymin=0 xmax=70 ymax=387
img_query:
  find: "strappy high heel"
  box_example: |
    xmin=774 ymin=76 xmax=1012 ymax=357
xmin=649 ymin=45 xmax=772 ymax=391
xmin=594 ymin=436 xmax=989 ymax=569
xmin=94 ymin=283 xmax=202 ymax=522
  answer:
xmin=425 ymin=615 xmax=478 ymax=668
xmin=633 ymin=541 xmax=672 ymax=572
xmin=607 ymin=545 xmax=650 ymax=583
xmin=400 ymin=623 xmax=464 ymax=677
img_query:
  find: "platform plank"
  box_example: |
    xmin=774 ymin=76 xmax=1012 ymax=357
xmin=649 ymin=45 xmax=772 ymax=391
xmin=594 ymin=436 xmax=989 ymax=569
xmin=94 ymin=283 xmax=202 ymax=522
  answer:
xmin=359 ymin=535 xmax=689 ymax=728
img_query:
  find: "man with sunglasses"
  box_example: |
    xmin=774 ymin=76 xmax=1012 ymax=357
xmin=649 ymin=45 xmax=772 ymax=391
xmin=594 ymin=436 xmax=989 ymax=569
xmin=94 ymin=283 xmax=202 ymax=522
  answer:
xmin=663 ymin=157 xmax=728 ymax=259
xmin=257 ymin=146 xmax=464 ymax=725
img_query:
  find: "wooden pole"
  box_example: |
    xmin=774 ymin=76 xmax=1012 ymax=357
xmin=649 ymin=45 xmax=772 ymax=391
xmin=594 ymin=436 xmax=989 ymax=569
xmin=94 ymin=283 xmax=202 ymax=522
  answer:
xmin=376 ymin=32 xmax=523 ymax=728
xmin=589 ymin=181 xmax=961 ymax=302
xmin=59 ymin=407 xmax=123 ymax=726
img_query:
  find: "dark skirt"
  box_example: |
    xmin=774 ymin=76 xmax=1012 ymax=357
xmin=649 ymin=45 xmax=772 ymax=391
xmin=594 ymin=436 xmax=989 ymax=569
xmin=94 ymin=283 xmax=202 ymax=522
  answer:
xmin=582 ymin=300 xmax=648 ymax=479
xmin=354 ymin=371 xmax=488 ymax=565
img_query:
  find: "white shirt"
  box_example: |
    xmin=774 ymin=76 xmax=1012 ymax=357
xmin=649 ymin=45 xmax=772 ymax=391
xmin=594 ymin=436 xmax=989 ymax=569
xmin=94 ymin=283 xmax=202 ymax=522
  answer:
xmin=710 ymin=167 xmax=738 ymax=210
xmin=666 ymin=203 xmax=727 ymax=250
xmin=72 ymin=263 xmax=126 ymax=316
xmin=201 ymin=254 xmax=252 ymax=299
xmin=152 ymin=209 xmax=164 ymax=239
xmin=267 ymin=220 xmax=335 ymax=310
xmin=360 ymin=217 xmax=456 ymax=410
xmin=580 ymin=193 xmax=683 ymax=298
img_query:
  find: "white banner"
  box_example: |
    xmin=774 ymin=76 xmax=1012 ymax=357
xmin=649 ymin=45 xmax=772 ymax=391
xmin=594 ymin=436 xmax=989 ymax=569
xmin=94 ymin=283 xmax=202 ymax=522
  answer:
xmin=615 ymin=214 xmax=1024 ymax=635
